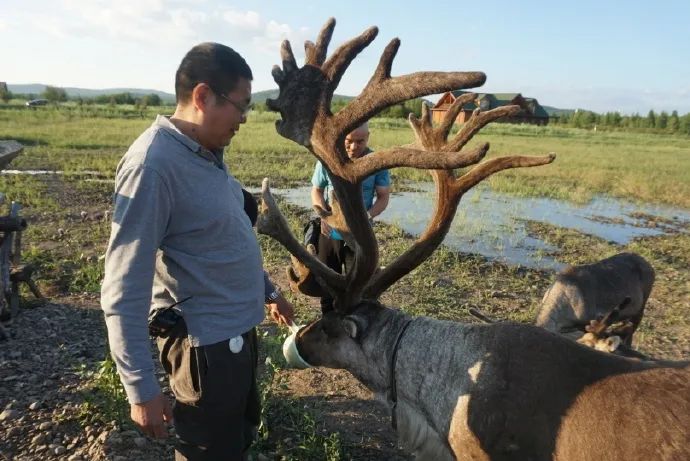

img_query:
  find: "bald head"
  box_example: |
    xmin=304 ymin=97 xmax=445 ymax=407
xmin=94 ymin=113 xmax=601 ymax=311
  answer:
xmin=344 ymin=123 xmax=370 ymax=159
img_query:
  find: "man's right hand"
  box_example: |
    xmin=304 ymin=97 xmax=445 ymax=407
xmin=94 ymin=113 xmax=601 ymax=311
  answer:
xmin=320 ymin=219 xmax=332 ymax=236
xmin=131 ymin=393 xmax=173 ymax=439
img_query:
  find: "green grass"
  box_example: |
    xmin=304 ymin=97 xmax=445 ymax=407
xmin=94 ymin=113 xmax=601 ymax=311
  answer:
xmin=2 ymin=107 xmax=688 ymax=206
xmin=76 ymin=354 xmax=131 ymax=428
xmin=0 ymin=175 xmax=58 ymax=210
xmin=0 ymin=105 xmax=688 ymax=457
xmin=367 ymin=118 xmax=690 ymax=207
xmin=254 ymin=327 xmax=343 ymax=460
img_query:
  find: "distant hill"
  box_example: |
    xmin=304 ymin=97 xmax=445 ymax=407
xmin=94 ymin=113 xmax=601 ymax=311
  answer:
xmin=543 ymin=105 xmax=575 ymax=117
xmin=6 ymin=83 xmax=434 ymax=109
xmin=251 ymin=88 xmax=354 ymax=104
xmin=7 ymin=84 xmax=176 ymax=103
xmin=8 ymin=85 xmax=353 ymax=106
xmin=252 ymin=89 xmax=436 ymax=111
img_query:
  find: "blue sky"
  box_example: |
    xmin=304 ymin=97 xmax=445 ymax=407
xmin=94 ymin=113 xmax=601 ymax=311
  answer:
xmin=2 ymin=0 xmax=689 ymax=113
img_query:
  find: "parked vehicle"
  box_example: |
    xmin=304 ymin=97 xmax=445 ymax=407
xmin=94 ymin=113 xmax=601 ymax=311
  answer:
xmin=25 ymin=99 xmax=48 ymax=107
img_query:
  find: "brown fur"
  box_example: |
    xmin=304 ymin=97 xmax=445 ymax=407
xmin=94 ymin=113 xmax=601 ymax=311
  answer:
xmin=537 ymin=252 xmax=655 ymax=345
xmin=257 ymin=18 xmax=687 ymax=461
xmin=554 ymin=367 xmax=690 ymax=459
xmin=295 ymin=303 xmax=689 ymax=461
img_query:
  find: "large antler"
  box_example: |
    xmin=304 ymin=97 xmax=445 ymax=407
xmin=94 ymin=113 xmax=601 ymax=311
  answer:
xmin=257 ymin=18 xmax=554 ymax=312
xmin=257 ymin=178 xmax=346 ymax=297
xmin=364 ymin=99 xmax=555 ymax=298
xmin=267 ymin=18 xmax=488 ymax=181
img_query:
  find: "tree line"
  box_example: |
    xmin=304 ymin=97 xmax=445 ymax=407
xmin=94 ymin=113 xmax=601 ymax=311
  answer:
xmin=0 ymin=85 xmax=168 ymax=108
xmin=3 ymin=85 xmax=688 ymax=134
xmin=252 ymin=98 xmax=427 ymax=118
xmin=260 ymin=97 xmax=690 ymax=135
xmin=549 ymin=109 xmax=690 ymax=134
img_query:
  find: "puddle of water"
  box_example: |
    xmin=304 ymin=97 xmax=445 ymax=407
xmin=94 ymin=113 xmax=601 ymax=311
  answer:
xmin=263 ymin=183 xmax=690 ymax=270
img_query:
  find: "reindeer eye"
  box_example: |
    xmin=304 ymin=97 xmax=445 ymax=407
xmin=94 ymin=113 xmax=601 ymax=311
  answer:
xmin=320 ymin=318 xmax=343 ymax=337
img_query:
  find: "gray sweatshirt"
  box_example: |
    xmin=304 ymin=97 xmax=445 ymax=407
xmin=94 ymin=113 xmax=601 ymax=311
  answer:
xmin=101 ymin=115 xmax=271 ymax=404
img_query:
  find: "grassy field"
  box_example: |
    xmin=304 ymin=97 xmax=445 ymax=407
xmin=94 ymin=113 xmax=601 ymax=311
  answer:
xmin=2 ymin=107 xmax=689 ymax=206
xmin=0 ymin=105 xmax=688 ymax=459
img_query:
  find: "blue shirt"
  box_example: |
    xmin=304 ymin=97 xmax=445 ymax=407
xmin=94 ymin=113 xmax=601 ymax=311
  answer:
xmin=311 ymin=149 xmax=391 ymax=240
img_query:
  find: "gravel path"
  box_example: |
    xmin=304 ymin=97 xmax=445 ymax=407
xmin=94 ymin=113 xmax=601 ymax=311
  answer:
xmin=0 ymin=299 xmax=174 ymax=460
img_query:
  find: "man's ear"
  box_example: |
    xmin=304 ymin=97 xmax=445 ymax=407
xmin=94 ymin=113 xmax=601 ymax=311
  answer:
xmin=192 ymin=83 xmax=212 ymax=112
xmin=342 ymin=315 xmax=368 ymax=339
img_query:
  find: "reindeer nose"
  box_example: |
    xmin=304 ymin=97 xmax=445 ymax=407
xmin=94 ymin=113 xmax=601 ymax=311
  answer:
xmin=282 ymin=323 xmax=311 ymax=369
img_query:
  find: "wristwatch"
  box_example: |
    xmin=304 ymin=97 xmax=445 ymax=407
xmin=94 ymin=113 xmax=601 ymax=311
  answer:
xmin=266 ymin=288 xmax=281 ymax=303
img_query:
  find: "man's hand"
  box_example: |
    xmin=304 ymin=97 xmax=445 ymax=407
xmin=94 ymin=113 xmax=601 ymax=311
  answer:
xmin=131 ymin=393 xmax=173 ymax=439
xmin=267 ymin=294 xmax=295 ymax=326
xmin=320 ymin=219 xmax=332 ymax=237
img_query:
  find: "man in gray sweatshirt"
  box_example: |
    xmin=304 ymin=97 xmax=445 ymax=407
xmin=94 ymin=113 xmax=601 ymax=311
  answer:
xmin=101 ymin=42 xmax=294 ymax=460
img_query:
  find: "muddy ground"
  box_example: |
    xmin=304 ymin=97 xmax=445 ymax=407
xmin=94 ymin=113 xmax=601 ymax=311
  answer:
xmin=0 ymin=174 xmax=688 ymax=460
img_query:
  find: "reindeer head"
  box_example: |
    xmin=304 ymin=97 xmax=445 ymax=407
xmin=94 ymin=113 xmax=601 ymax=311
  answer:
xmin=256 ymin=18 xmax=555 ymax=364
xmin=575 ymin=298 xmax=633 ymax=353
xmin=295 ymin=301 xmax=386 ymax=366
xmin=293 ymin=301 xmax=414 ymax=392
xmin=577 ymin=332 xmax=622 ymax=353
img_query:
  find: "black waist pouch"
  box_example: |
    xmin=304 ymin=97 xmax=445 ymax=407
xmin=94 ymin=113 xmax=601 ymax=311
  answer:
xmin=303 ymin=217 xmax=321 ymax=248
xmin=148 ymin=296 xmax=192 ymax=338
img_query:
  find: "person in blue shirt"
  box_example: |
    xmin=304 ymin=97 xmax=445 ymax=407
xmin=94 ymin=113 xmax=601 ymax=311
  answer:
xmin=310 ymin=122 xmax=391 ymax=311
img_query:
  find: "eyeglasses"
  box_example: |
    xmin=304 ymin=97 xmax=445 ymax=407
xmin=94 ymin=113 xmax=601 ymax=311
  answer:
xmin=217 ymin=92 xmax=253 ymax=116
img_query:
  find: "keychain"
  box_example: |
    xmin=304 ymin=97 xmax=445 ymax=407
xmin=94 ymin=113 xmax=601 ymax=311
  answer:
xmin=229 ymin=336 xmax=244 ymax=353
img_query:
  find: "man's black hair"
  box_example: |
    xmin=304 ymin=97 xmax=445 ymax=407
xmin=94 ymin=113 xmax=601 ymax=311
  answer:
xmin=175 ymin=42 xmax=252 ymax=104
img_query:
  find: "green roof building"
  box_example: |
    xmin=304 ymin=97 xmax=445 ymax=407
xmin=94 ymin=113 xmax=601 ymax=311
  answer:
xmin=431 ymin=91 xmax=549 ymax=125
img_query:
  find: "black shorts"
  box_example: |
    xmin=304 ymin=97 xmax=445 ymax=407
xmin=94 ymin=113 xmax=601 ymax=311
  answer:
xmin=157 ymin=322 xmax=260 ymax=461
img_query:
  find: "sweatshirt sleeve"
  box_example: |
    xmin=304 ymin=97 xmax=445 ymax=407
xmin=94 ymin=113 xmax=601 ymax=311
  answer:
xmin=100 ymin=164 xmax=172 ymax=404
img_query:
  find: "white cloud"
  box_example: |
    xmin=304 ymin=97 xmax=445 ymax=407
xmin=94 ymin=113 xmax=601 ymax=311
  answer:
xmin=223 ymin=9 xmax=261 ymax=31
xmin=251 ymin=19 xmax=310 ymax=56
xmin=54 ymin=0 xmax=210 ymax=44
xmin=18 ymin=1 xmax=310 ymax=56
xmin=169 ymin=10 xmax=210 ymax=38
xmin=217 ymin=10 xmax=310 ymax=57
xmin=265 ymin=19 xmax=292 ymax=37
xmin=30 ymin=16 xmax=68 ymax=38
xmin=4 ymin=2 xmax=315 ymax=92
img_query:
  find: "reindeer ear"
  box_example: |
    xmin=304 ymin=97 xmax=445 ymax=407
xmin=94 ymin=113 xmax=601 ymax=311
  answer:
xmin=577 ymin=333 xmax=596 ymax=347
xmin=618 ymin=297 xmax=632 ymax=311
xmin=343 ymin=315 xmax=368 ymax=339
xmin=605 ymin=336 xmax=621 ymax=352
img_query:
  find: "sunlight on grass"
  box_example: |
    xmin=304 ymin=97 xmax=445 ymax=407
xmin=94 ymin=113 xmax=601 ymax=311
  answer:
xmin=0 ymin=105 xmax=687 ymax=459
xmin=2 ymin=107 xmax=688 ymax=206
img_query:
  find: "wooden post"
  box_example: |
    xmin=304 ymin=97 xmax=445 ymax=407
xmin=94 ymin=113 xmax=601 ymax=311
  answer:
xmin=8 ymin=202 xmax=21 ymax=317
xmin=0 ymin=141 xmax=23 ymax=321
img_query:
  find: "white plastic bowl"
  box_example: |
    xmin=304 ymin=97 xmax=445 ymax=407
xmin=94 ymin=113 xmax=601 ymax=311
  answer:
xmin=282 ymin=322 xmax=312 ymax=369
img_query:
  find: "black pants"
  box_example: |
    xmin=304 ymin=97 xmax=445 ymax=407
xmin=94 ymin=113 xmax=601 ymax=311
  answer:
xmin=157 ymin=322 xmax=260 ymax=461
xmin=320 ymin=240 xmax=354 ymax=313
xmin=304 ymin=217 xmax=355 ymax=312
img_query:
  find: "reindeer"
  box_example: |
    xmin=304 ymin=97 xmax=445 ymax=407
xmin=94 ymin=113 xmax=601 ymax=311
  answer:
xmin=574 ymin=298 xmax=632 ymax=353
xmin=472 ymin=299 xmax=645 ymax=357
xmin=256 ymin=18 xmax=690 ymax=461
xmin=536 ymin=252 xmax=655 ymax=346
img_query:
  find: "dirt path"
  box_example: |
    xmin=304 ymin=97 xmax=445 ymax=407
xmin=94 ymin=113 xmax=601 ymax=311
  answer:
xmin=0 ymin=295 xmax=409 ymax=460
xmin=2 ymin=185 xmax=687 ymax=460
